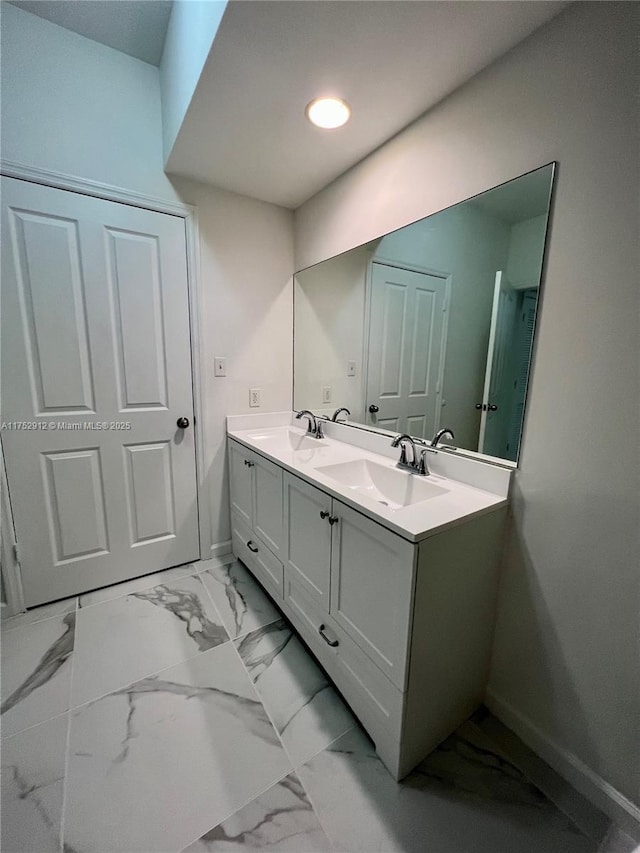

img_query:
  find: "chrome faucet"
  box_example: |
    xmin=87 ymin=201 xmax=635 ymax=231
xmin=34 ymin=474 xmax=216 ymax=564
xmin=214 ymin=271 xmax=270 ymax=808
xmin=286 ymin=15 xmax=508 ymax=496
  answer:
xmin=431 ymin=427 xmax=455 ymax=447
xmin=391 ymin=433 xmax=417 ymax=471
xmin=331 ymin=407 xmax=351 ymax=422
xmin=296 ymin=410 xmax=324 ymax=439
xmin=416 ymin=447 xmax=431 ymax=476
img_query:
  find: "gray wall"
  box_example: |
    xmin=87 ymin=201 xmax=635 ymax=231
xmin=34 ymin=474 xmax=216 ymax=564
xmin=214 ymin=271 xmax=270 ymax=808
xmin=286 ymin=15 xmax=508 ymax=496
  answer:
xmin=294 ymin=2 xmax=640 ymax=819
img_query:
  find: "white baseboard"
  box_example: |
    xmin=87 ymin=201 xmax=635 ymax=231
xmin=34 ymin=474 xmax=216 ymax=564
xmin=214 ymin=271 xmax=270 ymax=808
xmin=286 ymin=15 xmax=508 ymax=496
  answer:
xmin=486 ymin=689 xmax=640 ymax=837
xmin=210 ymin=540 xmax=233 ymax=559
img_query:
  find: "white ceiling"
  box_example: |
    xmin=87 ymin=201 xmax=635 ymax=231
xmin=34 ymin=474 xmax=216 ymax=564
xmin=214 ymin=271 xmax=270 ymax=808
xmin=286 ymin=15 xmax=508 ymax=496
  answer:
xmin=470 ymin=165 xmax=554 ymax=224
xmin=8 ymin=0 xmax=173 ymax=66
xmin=166 ymin=0 xmax=568 ymax=209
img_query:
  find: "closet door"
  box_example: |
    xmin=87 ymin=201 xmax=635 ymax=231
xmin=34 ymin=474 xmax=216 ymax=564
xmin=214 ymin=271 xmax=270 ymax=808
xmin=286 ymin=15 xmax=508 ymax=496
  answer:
xmin=1 ymin=177 xmax=199 ymax=606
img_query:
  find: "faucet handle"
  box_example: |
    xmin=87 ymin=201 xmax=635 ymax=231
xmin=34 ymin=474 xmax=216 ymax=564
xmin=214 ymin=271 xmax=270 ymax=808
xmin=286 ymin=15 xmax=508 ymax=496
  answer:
xmin=417 ymin=448 xmax=430 ymax=476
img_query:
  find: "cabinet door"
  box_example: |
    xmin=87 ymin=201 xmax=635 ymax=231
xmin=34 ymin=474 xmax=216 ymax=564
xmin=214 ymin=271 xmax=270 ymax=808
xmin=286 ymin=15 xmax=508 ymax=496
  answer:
xmin=283 ymin=473 xmax=332 ymax=606
xmin=330 ymin=500 xmax=415 ymax=689
xmin=253 ymin=453 xmax=283 ymax=557
xmin=228 ymin=440 xmax=253 ymax=527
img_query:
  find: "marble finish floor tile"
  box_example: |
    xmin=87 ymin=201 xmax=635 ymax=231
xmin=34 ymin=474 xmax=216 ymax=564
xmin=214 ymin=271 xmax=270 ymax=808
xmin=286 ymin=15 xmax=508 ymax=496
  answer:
xmin=72 ymin=572 xmax=229 ymax=707
xmin=200 ymin=558 xmax=281 ymax=639
xmin=297 ymin=724 xmax=597 ymax=853
xmin=79 ymin=562 xmax=202 ymax=609
xmin=1 ymin=713 xmax=68 ymax=853
xmin=181 ymin=772 xmax=332 ymax=852
xmin=64 ymin=643 xmax=292 ymax=853
xmin=235 ymin=620 xmax=355 ymax=767
xmin=1 ymin=611 xmax=75 ymax=737
xmin=2 ymin=595 xmax=77 ymax=633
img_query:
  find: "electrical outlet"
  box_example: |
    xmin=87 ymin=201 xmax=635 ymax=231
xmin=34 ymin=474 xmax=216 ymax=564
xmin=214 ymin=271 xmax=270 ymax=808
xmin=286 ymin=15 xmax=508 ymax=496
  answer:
xmin=322 ymin=386 xmax=332 ymax=404
xmin=347 ymin=361 xmax=356 ymax=377
xmin=214 ymin=357 xmax=226 ymax=377
xmin=249 ymin=388 xmax=261 ymax=408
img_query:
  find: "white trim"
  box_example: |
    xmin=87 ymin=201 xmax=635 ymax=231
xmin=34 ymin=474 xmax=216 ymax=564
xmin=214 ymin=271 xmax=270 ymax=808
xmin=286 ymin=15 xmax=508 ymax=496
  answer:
xmin=0 ymin=159 xmax=190 ymax=217
xmin=0 ymin=160 xmax=213 ymax=567
xmin=486 ymin=688 xmax=640 ymax=836
xmin=210 ymin=540 xmax=233 ymax=559
xmin=0 ymin=437 xmax=26 ymax=616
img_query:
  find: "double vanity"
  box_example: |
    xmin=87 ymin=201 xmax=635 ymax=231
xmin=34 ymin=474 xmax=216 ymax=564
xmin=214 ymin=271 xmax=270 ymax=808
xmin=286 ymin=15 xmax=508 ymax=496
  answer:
xmin=227 ymin=412 xmax=512 ymax=779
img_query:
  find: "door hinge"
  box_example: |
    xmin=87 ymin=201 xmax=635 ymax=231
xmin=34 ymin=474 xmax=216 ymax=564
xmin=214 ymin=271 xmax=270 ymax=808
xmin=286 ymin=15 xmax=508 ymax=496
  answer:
xmin=13 ymin=541 xmax=20 ymax=564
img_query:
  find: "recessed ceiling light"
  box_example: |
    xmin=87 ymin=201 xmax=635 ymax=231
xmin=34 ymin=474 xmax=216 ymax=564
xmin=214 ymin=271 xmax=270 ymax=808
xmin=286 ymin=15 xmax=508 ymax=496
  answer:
xmin=305 ymin=97 xmax=351 ymax=129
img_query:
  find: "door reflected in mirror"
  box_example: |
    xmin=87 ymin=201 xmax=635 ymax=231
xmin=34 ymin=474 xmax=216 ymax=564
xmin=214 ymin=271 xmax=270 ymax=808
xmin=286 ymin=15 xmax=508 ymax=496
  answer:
xmin=293 ymin=163 xmax=555 ymax=464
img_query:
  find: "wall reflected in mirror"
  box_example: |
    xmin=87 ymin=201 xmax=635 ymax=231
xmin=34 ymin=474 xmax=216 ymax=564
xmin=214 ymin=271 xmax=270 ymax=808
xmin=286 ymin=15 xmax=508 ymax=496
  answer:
xmin=293 ymin=163 xmax=555 ymax=463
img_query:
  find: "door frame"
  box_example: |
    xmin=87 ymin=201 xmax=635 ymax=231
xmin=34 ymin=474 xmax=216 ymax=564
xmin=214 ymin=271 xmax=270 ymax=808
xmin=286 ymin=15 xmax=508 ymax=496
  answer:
xmin=0 ymin=159 xmax=213 ymax=615
xmin=362 ymin=258 xmax=452 ymax=436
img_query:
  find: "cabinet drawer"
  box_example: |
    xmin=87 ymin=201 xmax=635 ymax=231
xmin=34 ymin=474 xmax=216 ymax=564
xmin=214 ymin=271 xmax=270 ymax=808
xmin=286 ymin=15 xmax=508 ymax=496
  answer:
xmin=231 ymin=512 xmax=283 ymax=599
xmin=283 ymin=576 xmax=403 ymax=744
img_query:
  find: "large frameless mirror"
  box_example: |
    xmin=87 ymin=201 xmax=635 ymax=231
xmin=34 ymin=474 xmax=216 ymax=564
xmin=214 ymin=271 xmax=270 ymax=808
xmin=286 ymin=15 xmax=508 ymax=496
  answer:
xmin=293 ymin=163 xmax=555 ymax=464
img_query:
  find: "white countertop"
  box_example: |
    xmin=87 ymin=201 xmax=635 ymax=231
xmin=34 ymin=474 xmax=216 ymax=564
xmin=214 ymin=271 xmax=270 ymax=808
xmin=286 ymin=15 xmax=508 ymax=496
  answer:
xmin=227 ymin=416 xmax=510 ymax=543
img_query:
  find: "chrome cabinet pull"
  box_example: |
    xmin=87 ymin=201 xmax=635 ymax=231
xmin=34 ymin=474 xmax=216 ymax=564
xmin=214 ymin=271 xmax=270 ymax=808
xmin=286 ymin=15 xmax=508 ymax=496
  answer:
xmin=247 ymin=540 xmax=259 ymax=553
xmin=320 ymin=510 xmax=330 ymax=519
xmin=319 ymin=624 xmax=339 ymax=647
xmin=328 ymin=516 xmax=339 ymax=525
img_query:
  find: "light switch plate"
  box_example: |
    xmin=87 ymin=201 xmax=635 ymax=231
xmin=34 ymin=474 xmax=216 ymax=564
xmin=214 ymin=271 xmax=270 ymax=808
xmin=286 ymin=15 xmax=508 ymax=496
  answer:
xmin=347 ymin=361 xmax=356 ymax=377
xmin=214 ymin=357 xmax=226 ymax=377
xmin=249 ymin=388 xmax=261 ymax=407
xmin=322 ymin=386 xmax=332 ymax=404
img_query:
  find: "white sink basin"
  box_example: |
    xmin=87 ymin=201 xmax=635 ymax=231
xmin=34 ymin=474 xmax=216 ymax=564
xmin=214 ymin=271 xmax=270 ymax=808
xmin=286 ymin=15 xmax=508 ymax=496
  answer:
xmin=315 ymin=459 xmax=447 ymax=510
xmin=244 ymin=427 xmax=327 ymax=453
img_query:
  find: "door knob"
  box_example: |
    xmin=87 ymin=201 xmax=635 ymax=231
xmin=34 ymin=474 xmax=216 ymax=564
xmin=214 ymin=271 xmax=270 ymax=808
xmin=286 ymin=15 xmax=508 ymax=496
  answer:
xmin=320 ymin=510 xmax=330 ymax=519
xmin=176 ymin=417 xmax=190 ymax=429
xmin=488 ymin=404 xmax=498 ymax=412
xmin=475 ymin=403 xmax=484 ymax=410
xmin=368 ymin=404 xmax=379 ymax=414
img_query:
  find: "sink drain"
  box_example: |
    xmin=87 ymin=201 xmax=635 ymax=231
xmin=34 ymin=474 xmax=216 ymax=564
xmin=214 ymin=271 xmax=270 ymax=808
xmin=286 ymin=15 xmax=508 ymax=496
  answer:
xmin=378 ymin=500 xmax=389 ymax=506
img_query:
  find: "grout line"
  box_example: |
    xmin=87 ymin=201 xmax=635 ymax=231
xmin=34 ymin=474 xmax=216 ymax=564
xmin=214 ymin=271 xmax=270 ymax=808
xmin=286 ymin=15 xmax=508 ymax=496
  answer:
xmin=174 ymin=622 xmax=303 ymax=853
xmin=1 ymin=605 xmax=79 ymax=741
xmin=293 ymin=766 xmax=340 ymax=852
xmin=59 ymin=596 xmax=78 ymax=852
xmin=291 ymin=720 xmax=358 ymax=773
xmin=0 ymin=707 xmax=71 ymax=742
xmin=232 ymin=616 xmax=282 ymax=643
xmin=75 ymin=554 xmax=235 ymax=612
xmin=228 ymin=614 xmax=352 ymax=852
xmin=67 ymin=635 xmax=235 ymax=715
xmin=2 ymin=597 xmax=77 ymax=635
xmin=76 ymin=564 xmax=204 ymax=611
xmin=63 ymin=562 xmax=240 ymax=712
xmin=227 ymin=621 xmax=298 ymax=770
xmin=174 ymin=766 xmax=299 ymax=853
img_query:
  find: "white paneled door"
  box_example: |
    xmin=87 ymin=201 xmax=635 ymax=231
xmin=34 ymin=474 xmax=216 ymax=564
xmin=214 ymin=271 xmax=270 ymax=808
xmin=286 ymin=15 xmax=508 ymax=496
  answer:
xmin=365 ymin=263 xmax=448 ymax=439
xmin=1 ymin=178 xmax=199 ymax=606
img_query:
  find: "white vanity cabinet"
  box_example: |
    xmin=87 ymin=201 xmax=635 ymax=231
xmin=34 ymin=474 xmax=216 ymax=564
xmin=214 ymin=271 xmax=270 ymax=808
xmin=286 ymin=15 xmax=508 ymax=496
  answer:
xmin=228 ymin=436 xmax=506 ymax=780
